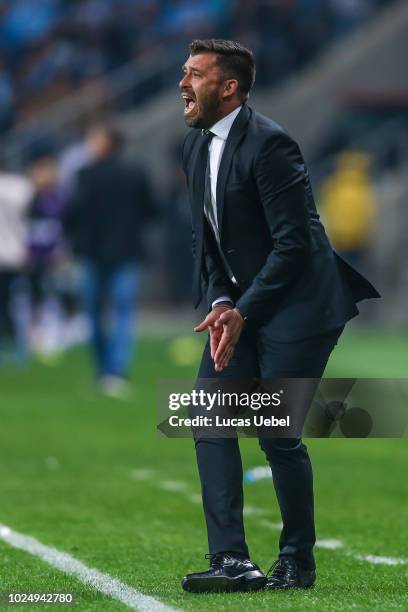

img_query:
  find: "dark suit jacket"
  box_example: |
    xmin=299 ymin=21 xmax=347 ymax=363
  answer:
xmin=182 ymin=104 xmax=380 ymax=341
xmin=64 ymin=156 xmax=155 ymax=266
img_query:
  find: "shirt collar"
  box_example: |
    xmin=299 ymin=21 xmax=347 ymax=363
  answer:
xmin=209 ymin=105 xmax=243 ymax=141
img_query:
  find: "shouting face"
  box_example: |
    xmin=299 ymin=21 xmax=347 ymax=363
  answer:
xmin=179 ymin=53 xmax=228 ymax=129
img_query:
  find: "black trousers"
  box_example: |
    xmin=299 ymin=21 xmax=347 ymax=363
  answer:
xmin=194 ymin=323 xmax=344 ymax=570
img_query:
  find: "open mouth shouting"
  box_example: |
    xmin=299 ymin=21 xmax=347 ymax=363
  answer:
xmin=182 ymin=91 xmax=197 ymax=118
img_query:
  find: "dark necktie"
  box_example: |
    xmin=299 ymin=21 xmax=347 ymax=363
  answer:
xmin=202 ymin=131 xmax=236 ymax=284
xmin=203 ymin=131 xmax=218 ymax=240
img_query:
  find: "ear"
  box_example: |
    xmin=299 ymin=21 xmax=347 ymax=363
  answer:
xmin=222 ymin=79 xmax=239 ymax=100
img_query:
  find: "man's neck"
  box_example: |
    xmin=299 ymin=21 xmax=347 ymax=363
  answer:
xmin=213 ymin=102 xmax=242 ymax=124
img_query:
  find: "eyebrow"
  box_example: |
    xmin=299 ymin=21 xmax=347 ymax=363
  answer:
xmin=181 ymin=65 xmax=203 ymax=74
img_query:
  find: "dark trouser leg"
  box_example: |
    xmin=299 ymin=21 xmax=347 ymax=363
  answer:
xmin=259 ymin=437 xmax=316 ymax=569
xmin=257 ymin=326 xmax=344 ymax=570
xmin=195 ymin=435 xmax=249 ymax=557
xmin=194 ymin=331 xmax=258 ymax=557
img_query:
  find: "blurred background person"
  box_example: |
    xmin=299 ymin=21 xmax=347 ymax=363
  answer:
xmin=320 ymin=150 xmax=377 ymax=270
xmin=164 ymin=142 xmax=194 ymax=306
xmin=63 ymin=124 xmax=156 ymax=397
xmin=0 ymin=169 xmax=32 ymax=364
xmin=58 ymin=137 xmax=92 ymax=200
xmin=26 ymin=150 xmax=68 ymax=360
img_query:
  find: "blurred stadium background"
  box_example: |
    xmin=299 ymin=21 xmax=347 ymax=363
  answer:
xmin=0 ymin=1 xmax=407 ymax=610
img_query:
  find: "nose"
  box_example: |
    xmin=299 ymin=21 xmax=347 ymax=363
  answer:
xmin=179 ymin=73 xmax=190 ymax=89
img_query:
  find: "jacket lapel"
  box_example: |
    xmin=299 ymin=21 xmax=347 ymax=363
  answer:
xmin=216 ymin=104 xmax=250 ymax=232
xmin=192 ymin=132 xmax=210 ymax=231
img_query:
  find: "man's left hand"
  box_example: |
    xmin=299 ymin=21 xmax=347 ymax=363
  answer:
xmin=193 ymin=304 xmax=233 ymax=359
xmin=213 ymin=308 xmax=245 ymax=372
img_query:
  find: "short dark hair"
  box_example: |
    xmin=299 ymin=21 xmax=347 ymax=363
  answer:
xmin=189 ymin=39 xmax=255 ymax=100
xmin=87 ymin=122 xmax=125 ymax=152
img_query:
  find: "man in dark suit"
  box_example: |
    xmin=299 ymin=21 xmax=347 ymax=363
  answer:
xmin=179 ymin=39 xmax=379 ymax=593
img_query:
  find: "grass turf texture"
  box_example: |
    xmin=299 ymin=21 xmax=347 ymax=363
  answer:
xmin=0 ymin=327 xmax=407 ymax=610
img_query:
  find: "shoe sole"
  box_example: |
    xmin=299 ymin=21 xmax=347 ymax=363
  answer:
xmin=182 ymin=571 xmax=267 ymax=593
xmin=265 ymin=580 xmax=315 ymax=590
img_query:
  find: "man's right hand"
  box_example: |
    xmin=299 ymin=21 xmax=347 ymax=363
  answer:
xmin=194 ymin=304 xmax=233 ymax=359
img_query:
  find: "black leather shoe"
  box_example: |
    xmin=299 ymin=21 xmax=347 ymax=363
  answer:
xmin=182 ymin=553 xmax=267 ymax=593
xmin=265 ymin=558 xmax=316 ymax=590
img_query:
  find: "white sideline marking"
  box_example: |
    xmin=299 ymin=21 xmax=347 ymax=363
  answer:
xmin=243 ymin=505 xmax=269 ymax=517
xmin=0 ymin=524 xmax=176 ymax=612
xmin=159 ymin=480 xmax=189 ymax=492
xmin=187 ymin=493 xmax=202 ymax=504
xmin=260 ymin=519 xmax=283 ymax=530
xmin=316 ymin=539 xmax=344 ymax=550
xmin=129 ymin=470 xmax=407 ymax=569
xmin=130 ymin=468 xmax=156 ymax=480
xmin=352 ymin=553 xmax=406 ymax=566
xmin=45 ymin=456 xmax=60 ymax=471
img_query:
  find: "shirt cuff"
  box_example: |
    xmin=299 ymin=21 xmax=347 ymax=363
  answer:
xmin=212 ymin=296 xmax=234 ymax=309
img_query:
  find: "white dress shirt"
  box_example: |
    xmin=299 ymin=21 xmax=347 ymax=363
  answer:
xmin=207 ymin=105 xmax=242 ymax=307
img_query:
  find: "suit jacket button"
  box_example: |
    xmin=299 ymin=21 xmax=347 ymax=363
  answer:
xmin=227 ymin=249 xmax=235 ymax=254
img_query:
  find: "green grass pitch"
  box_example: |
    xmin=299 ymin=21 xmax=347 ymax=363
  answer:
xmin=0 ymin=326 xmax=407 ymax=610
